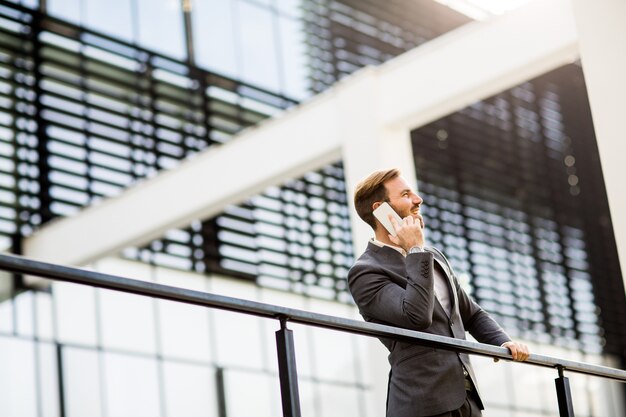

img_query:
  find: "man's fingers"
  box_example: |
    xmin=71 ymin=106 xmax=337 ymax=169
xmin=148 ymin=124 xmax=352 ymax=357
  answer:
xmin=503 ymin=342 xmax=530 ymax=362
xmin=518 ymin=343 xmax=530 ymax=361
xmin=509 ymin=344 xmax=519 ymax=360
xmin=416 ymin=214 xmax=424 ymax=229
xmin=388 ymin=214 xmax=399 ymax=228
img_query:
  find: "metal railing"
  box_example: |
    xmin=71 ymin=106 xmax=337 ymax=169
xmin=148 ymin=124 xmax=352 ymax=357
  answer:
xmin=1 ymin=252 xmax=624 ymax=417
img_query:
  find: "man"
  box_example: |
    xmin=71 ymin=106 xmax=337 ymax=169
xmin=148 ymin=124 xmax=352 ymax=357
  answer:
xmin=348 ymin=168 xmax=529 ymax=417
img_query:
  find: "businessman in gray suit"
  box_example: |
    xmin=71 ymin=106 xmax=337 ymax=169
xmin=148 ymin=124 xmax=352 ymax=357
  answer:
xmin=348 ymin=168 xmax=529 ymax=417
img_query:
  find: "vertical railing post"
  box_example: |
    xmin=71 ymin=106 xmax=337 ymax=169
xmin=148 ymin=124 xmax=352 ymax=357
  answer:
xmin=275 ymin=317 xmax=302 ymax=417
xmin=56 ymin=343 xmax=66 ymax=417
xmin=555 ymin=366 xmax=575 ymax=417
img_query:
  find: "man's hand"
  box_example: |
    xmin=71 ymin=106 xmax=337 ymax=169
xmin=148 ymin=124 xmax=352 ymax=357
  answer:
xmin=497 ymin=341 xmax=530 ymax=362
xmin=388 ymin=214 xmax=425 ymax=252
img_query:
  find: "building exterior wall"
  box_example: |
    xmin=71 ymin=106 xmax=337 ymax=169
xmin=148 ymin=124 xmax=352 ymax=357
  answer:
xmin=0 ymin=0 xmax=624 ymax=416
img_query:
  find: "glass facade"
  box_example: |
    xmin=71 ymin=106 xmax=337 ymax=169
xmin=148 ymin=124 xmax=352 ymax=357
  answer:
xmin=411 ymin=64 xmax=625 ymax=357
xmin=0 ymin=0 xmax=624 ymax=416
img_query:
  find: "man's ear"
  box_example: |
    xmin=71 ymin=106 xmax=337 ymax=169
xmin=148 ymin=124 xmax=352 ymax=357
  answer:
xmin=371 ymin=201 xmax=382 ymax=212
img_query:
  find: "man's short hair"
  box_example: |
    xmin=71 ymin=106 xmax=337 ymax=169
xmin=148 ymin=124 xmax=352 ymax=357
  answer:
xmin=354 ymin=168 xmax=400 ymax=229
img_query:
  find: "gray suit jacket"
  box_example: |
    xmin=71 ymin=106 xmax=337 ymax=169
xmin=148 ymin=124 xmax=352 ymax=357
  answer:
xmin=348 ymin=243 xmax=510 ymax=416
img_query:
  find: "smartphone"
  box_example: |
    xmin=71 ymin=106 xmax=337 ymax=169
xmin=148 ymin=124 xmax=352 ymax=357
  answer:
xmin=373 ymin=202 xmax=404 ymax=237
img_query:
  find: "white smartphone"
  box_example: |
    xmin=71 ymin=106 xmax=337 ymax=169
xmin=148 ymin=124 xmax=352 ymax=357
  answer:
xmin=373 ymin=202 xmax=403 ymax=237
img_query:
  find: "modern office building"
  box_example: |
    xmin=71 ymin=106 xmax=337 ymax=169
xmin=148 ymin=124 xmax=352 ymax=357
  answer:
xmin=0 ymin=0 xmax=624 ymax=416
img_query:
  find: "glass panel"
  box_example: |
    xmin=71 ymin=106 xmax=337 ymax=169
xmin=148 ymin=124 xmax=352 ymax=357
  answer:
xmin=0 ymin=335 xmax=37 ymax=417
xmin=192 ymin=0 xmax=239 ymax=78
xmin=0 ymin=295 xmax=13 ymax=333
xmin=136 ymin=0 xmax=185 ymax=59
xmin=210 ymin=277 xmax=265 ymax=369
xmin=53 ymin=282 xmax=98 ymax=346
xmin=83 ymin=0 xmax=133 ymax=42
xmin=277 ymin=14 xmax=309 ymax=99
xmin=63 ymin=347 xmax=103 ymax=417
xmin=510 ymin=362 xmax=548 ymax=414
xmin=308 ymin=325 xmax=357 ymax=383
xmin=15 ymin=290 xmax=34 ymax=337
xmin=236 ymin=0 xmax=280 ymax=90
xmin=590 ymin=376 xmax=626 ymax=416
xmin=155 ymin=267 xmax=212 ymax=361
xmin=99 ymin=288 xmax=157 ymax=354
xmin=104 ymin=352 xmax=161 ymax=417
xmin=318 ymin=384 xmax=361 ymax=417
xmin=38 ymin=343 xmax=60 ymax=417
xmin=157 ymin=299 xmax=212 ymax=361
xmin=307 ymin=299 xmax=357 ymax=383
xmin=471 ymin=355 xmax=512 ymax=408
xmin=162 ymin=361 xmax=217 ymax=417
xmin=297 ymin=379 xmax=318 ymax=417
xmin=223 ymin=370 xmax=280 ymax=417
xmin=36 ymin=291 xmax=55 ymax=340
xmin=212 ymin=307 xmax=265 ymax=368
xmin=570 ymin=374 xmax=591 ymax=415
xmin=275 ymin=0 xmax=301 ymax=17
xmin=47 ymin=0 xmax=81 ymax=24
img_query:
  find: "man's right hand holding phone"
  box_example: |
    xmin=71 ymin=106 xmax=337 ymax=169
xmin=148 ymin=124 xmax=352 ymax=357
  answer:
xmin=388 ymin=214 xmax=425 ymax=253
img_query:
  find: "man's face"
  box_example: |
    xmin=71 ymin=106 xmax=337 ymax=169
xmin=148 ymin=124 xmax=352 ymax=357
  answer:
xmin=382 ymin=176 xmax=423 ymax=220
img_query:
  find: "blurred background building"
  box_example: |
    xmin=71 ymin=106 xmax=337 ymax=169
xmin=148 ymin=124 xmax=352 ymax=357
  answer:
xmin=0 ymin=0 xmax=624 ymax=416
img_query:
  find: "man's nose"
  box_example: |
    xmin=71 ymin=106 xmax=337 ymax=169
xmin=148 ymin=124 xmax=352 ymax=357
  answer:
xmin=412 ymin=194 xmax=423 ymax=205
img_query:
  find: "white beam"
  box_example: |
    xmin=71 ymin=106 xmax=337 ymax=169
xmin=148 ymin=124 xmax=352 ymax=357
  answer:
xmin=24 ymin=95 xmax=344 ymax=265
xmin=24 ymin=0 xmax=580 ymax=266
xmin=570 ymin=0 xmax=626 ymax=282
xmin=377 ymin=0 xmax=579 ymax=131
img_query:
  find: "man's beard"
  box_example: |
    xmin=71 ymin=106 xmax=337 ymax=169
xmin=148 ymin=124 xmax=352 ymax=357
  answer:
xmin=389 ymin=202 xmax=421 ymax=219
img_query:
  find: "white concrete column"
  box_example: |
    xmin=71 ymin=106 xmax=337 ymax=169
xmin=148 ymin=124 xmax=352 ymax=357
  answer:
xmin=338 ymin=69 xmax=417 ymax=259
xmin=570 ymin=0 xmax=626 ymax=283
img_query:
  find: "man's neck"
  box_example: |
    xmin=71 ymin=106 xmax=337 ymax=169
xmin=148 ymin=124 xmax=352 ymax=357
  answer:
xmin=373 ymin=228 xmax=399 ymax=248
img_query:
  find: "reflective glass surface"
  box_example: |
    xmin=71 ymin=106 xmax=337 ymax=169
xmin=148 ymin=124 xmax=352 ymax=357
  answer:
xmin=103 ymin=352 xmax=161 ymax=417
xmin=38 ymin=343 xmax=61 ymax=417
xmin=53 ymin=282 xmax=98 ymax=345
xmin=162 ymin=361 xmax=218 ymax=417
xmin=223 ymin=369 xmax=280 ymax=417
xmin=237 ymin=0 xmax=280 ymax=91
xmin=411 ymin=65 xmax=615 ymax=353
xmin=83 ymin=0 xmax=133 ymax=41
xmin=0 ymin=335 xmax=37 ymax=417
xmin=192 ymin=0 xmax=239 ymax=78
xmin=47 ymin=0 xmax=81 ymax=23
xmin=0 ymin=296 xmax=12 ymax=332
xmin=62 ymin=346 xmax=103 ymax=417
xmin=136 ymin=0 xmax=185 ymax=58
xmin=99 ymin=288 xmax=157 ymax=353
xmin=277 ymin=14 xmax=309 ymax=99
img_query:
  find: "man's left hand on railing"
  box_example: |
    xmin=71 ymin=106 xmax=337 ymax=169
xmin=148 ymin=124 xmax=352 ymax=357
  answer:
xmin=494 ymin=341 xmax=530 ymax=362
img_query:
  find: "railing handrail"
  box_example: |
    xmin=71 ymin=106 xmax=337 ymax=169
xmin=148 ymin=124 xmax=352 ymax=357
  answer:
xmin=1 ymin=252 xmax=624 ymax=383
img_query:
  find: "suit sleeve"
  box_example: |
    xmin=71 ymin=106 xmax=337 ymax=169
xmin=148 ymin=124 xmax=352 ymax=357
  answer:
xmin=455 ymin=277 xmax=511 ymax=346
xmin=348 ymin=252 xmax=436 ymax=330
